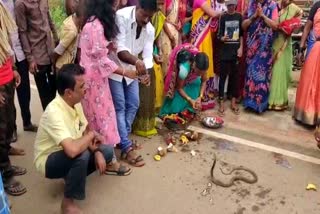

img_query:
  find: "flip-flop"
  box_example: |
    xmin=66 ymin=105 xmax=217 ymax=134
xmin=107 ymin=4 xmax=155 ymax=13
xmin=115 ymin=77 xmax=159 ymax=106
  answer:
xmin=121 ymin=149 xmax=145 ymax=167
xmin=11 ymin=165 xmax=27 ymax=176
xmin=9 ymin=147 xmax=26 ymax=156
xmin=105 ymin=164 xmax=132 ymax=176
xmin=218 ymin=109 xmax=225 ymax=117
xmin=231 ymin=106 xmax=240 ymax=115
xmin=4 ymin=179 xmax=27 ymax=196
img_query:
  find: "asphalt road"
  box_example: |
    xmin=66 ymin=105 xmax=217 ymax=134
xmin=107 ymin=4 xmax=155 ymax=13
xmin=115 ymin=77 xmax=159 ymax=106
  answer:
xmin=8 ymin=82 xmax=320 ymax=214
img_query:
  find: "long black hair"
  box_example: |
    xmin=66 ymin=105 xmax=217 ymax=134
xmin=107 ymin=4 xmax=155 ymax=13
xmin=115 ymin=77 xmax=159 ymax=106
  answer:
xmin=83 ymin=0 xmax=119 ymax=41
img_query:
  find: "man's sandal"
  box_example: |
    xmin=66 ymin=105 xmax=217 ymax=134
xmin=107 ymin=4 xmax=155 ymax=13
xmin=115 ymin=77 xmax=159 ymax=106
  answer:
xmin=4 ymin=179 xmax=27 ymax=196
xmin=105 ymin=164 xmax=132 ymax=176
xmin=11 ymin=165 xmax=27 ymax=176
xmin=9 ymin=147 xmax=25 ymax=156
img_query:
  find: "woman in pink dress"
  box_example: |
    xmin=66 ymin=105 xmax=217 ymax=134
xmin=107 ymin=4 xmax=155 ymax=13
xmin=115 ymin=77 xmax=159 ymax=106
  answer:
xmin=80 ymin=0 xmax=137 ymax=174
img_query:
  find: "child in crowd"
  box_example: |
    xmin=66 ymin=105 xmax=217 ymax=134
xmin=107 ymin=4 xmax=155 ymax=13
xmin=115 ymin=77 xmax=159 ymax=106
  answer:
xmin=217 ymin=0 xmax=243 ymax=116
xmin=52 ymin=0 xmax=83 ymax=71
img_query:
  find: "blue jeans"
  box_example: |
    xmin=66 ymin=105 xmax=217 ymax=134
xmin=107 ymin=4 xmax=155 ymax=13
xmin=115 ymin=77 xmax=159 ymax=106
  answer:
xmin=45 ymin=144 xmax=114 ymax=200
xmin=109 ymin=79 xmax=139 ymax=153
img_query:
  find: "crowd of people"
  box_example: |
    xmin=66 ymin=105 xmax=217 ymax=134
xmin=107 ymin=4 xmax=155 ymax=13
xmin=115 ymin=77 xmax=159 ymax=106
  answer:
xmin=0 ymin=0 xmax=319 ymax=213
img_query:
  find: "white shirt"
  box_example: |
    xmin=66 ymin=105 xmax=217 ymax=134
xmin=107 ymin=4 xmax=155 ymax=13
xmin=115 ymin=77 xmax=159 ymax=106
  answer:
xmin=109 ymin=6 xmax=155 ymax=85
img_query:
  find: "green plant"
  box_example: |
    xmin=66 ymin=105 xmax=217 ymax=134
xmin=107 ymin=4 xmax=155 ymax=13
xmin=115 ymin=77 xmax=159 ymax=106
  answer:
xmin=50 ymin=6 xmax=66 ymax=30
xmin=49 ymin=0 xmax=66 ymax=30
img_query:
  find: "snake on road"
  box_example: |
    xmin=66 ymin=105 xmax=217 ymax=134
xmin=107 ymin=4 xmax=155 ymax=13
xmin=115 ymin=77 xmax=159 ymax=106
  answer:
xmin=210 ymin=153 xmax=258 ymax=187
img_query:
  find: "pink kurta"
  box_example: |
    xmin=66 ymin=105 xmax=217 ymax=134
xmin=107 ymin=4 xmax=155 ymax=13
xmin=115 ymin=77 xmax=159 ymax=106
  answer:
xmin=80 ymin=18 xmax=120 ymax=145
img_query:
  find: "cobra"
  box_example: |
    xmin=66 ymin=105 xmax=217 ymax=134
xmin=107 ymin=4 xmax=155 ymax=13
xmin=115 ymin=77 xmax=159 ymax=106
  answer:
xmin=210 ymin=153 xmax=258 ymax=188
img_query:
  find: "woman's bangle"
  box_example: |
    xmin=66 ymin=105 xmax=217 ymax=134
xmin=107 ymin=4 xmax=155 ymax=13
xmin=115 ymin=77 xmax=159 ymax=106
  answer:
xmin=186 ymin=97 xmax=191 ymax=102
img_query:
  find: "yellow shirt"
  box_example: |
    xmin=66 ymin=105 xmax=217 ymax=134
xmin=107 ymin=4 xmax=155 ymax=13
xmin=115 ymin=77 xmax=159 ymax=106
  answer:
xmin=34 ymin=95 xmax=88 ymax=175
xmin=55 ymin=15 xmax=79 ymax=69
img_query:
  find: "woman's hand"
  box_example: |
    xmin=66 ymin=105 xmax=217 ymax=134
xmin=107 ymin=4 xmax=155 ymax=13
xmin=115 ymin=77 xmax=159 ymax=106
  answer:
xmin=189 ymin=99 xmax=197 ymax=109
xmin=257 ymin=5 xmax=263 ymax=17
xmin=195 ymin=97 xmax=202 ymax=109
xmin=189 ymin=98 xmax=201 ymax=110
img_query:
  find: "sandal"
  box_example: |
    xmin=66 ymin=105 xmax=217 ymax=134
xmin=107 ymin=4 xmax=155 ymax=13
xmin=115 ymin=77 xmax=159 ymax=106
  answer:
xmin=4 ymin=179 xmax=27 ymax=196
xmin=121 ymin=148 xmax=145 ymax=167
xmin=218 ymin=99 xmax=225 ymax=117
xmin=231 ymin=106 xmax=240 ymax=115
xmin=218 ymin=109 xmax=225 ymax=117
xmin=11 ymin=165 xmax=27 ymax=176
xmin=9 ymin=147 xmax=25 ymax=156
xmin=105 ymin=164 xmax=132 ymax=176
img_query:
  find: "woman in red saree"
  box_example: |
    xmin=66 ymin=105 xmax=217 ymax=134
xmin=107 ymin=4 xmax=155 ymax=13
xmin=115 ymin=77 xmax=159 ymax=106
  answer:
xmin=293 ymin=2 xmax=320 ymax=126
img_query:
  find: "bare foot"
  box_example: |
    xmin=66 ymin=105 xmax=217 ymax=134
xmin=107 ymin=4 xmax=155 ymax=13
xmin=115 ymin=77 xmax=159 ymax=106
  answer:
xmin=61 ymin=198 xmax=82 ymax=214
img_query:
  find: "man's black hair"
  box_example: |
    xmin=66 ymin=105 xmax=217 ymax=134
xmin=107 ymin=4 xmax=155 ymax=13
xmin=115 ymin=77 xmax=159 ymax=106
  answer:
xmin=139 ymin=0 xmax=157 ymax=12
xmin=57 ymin=64 xmax=85 ymax=96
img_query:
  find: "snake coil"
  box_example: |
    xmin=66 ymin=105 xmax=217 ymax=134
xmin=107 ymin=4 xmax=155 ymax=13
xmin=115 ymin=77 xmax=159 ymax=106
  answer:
xmin=210 ymin=153 xmax=258 ymax=187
